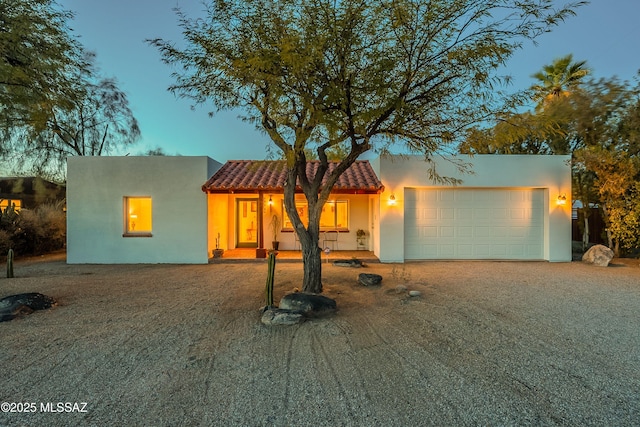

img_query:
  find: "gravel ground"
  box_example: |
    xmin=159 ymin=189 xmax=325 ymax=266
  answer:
xmin=1 ymin=255 xmax=639 ymax=426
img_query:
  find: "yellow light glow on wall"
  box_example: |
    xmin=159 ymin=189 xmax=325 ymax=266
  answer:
xmin=556 ymin=194 xmax=567 ymax=206
xmin=125 ymin=197 xmax=152 ymax=234
xmin=388 ymin=193 xmax=397 ymax=206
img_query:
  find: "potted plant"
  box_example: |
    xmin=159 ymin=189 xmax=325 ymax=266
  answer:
xmin=356 ymin=229 xmax=366 ymax=249
xmin=269 ymin=214 xmax=281 ymax=250
xmin=212 ymin=233 xmax=224 ymax=258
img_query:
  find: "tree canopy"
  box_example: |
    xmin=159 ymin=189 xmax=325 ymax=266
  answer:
xmin=1 ymin=0 xmax=140 ymax=179
xmin=530 ymin=54 xmax=589 ymax=105
xmin=152 ymin=0 xmax=586 ymax=292
xmin=0 ymin=0 xmax=85 ymax=140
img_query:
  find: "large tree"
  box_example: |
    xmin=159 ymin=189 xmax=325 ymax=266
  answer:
xmin=1 ymin=1 xmax=140 ymax=179
xmin=0 ymin=0 xmax=86 ymax=143
xmin=151 ymin=0 xmax=585 ymax=293
xmin=8 ymin=54 xmax=141 ymax=178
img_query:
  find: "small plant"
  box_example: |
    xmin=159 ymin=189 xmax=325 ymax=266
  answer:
xmin=269 ymin=214 xmax=281 ymax=250
xmin=212 ymin=233 xmax=224 ymax=258
xmin=6 ymin=248 xmax=14 ymax=278
xmin=356 ymin=229 xmax=366 ymax=248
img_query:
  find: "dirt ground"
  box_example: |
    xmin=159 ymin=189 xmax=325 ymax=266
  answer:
xmin=1 ymin=254 xmax=639 ymax=426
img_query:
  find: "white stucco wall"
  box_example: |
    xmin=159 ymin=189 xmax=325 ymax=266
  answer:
xmin=67 ymin=156 xmax=221 ymax=264
xmin=371 ymin=155 xmax=572 ymax=263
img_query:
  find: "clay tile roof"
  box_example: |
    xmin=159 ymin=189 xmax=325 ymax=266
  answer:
xmin=202 ymin=160 xmax=384 ymax=194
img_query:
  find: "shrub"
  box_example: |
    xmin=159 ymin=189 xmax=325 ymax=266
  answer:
xmin=0 ymin=230 xmax=11 ymax=256
xmin=0 ymin=202 xmax=66 ymax=256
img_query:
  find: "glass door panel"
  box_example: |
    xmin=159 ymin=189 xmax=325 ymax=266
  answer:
xmin=236 ymin=199 xmax=258 ymax=248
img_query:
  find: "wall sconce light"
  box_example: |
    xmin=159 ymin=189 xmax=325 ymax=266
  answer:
xmin=388 ymin=193 xmax=396 ymax=206
xmin=268 ymin=195 xmax=273 ymax=212
xmin=556 ymin=194 xmax=567 ymax=206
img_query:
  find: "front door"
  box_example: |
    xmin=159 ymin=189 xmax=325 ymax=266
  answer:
xmin=236 ymin=199 xmax=258 ymax=248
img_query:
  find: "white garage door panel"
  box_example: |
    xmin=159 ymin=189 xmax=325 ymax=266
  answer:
xmin=405 ymin=189 xmax=544 ymax=260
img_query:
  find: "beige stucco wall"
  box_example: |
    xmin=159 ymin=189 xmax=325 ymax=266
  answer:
xmin=67 ymin=156 xmax=221 ymax=264
xmin=371 ymin=155 xmax=572 ymax=263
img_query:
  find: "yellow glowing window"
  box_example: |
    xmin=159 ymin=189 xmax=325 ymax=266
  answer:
xmin=0 ymin=199 xmax=22 ymax=211
xmin=283 ymin=200 xmax=348 ymax=230
xmin=124 ymin=197 xmax=152 ymax=236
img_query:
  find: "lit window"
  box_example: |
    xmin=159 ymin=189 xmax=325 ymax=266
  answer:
xmin=0 ymin=199 xmax=22 ymax=211
xmin=283 ymin=200 xmax=348 ymax=230
xmin=320 ymin=200 xmax=348 ymax=229
xmin=124 ymin=197 xmax=152 ymax=236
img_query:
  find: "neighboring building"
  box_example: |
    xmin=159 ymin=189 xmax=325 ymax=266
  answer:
xmin=0 ymin=177 xmax=66 ymax=211
xmin=66 ymin=154 xmax=572 ymax=264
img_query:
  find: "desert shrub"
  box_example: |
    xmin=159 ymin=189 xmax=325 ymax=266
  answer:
xmin=0 ymin=204 xmax=20 ymax=235
xmin=0 ymin=229 xmax=11 ymax=256
xmin=0 ymin=202 xmax=66 ymax=256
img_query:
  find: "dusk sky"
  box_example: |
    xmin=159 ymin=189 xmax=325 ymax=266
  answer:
xmin=58 ymin=0 xmax=640 ymax=163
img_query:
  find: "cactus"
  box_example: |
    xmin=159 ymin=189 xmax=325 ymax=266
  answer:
xmin=6 ymin=248 xmax=14 ymax=278
xmin=265 ymin=252 xmax=276 ymax=307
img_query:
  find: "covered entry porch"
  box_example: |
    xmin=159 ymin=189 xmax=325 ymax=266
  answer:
xmin=202 ymin=160 xmax=384 ymax=259
xmin=210 ymin=248 xmax=379 ymax=263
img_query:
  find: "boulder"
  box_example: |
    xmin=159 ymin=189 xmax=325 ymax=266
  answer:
xmin=358 ymin=273 xmax=383 ymax=287
xmin=261 ymin=308 xmax=305 ymax=326
xmin=582 ymin=244 xmax=614 ymax=267
xmin=333 ymin=259 xmax=363 ymax=268
xmin=408 ymin=290 xmax=422 ymax=297
xmin=0 ymin=293 xmax=56 ymax=322
xmin=279 ymin=293 xmax=337 ymax=317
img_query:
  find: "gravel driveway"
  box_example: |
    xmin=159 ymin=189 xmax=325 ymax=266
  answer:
xmin=1 ymin=256 xmax=639 ymax=426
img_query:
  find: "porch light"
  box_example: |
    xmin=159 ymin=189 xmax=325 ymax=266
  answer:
xmin=388 ymin=193 xmax=396 ymax=206
xmin=268 ymin=195 xmax=273 ymax=212
xmin=556 ymin=194 xmax=567 ymax=206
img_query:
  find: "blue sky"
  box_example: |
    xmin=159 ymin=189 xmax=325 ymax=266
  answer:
xmin=58 ymin=0 xmax=640 ymax=163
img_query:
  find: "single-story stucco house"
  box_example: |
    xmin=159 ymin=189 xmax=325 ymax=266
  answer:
xmin=66 ymin=154 xmax=571 ymax=264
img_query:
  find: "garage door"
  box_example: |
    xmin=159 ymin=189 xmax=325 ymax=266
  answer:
xmin=405 ymin=188 xmax=544 ymax=260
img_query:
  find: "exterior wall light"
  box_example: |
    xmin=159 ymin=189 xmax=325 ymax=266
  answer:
xmin=388 ymin=193 xmax=396 ymax=206
xmin=268 ymin=195 xmax=273 ymax=212
xmin=556 ymin=194 xmax=567 ymax=206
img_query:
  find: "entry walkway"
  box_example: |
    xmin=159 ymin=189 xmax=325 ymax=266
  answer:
xmin=210 ymin=249 xmax=379 ymax=263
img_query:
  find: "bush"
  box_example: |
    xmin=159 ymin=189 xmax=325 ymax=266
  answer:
xmin=0 ymin=229 xmax=11 ymax=256
xmin=0 ymin=202 xmax=66 ymax=256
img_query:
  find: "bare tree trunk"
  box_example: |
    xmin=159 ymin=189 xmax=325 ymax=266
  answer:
xmin=601 ymin=204 xmax=613 ymax=250
xmin=301 ymin=242 xmax=322 ymax=294
xmin=582 ymin=212 xmax=589 ymax=251
xmin=282 ymin=168 xmax=324 ymax=294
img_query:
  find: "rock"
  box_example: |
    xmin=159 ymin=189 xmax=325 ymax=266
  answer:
xmin=279 ymin=293 xmax=337 ymax=317
xmin=333 ymin=259 xmax=363 ymax=268
xmin=408 ymin=290 xmax=422 ymax=297
xmin=582 ymin=244 xmax=614 ymax=267
xmin=261 ymin=308 xmax=305 ymax=326
xmin=0 ymin=293 xmax=56 ymax=322
xmin=358 ymin=273 xmax=382 ymax=287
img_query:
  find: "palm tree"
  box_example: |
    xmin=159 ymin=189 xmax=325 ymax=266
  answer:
xmin=530 ymin=54 xmax=589 ymax=106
